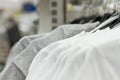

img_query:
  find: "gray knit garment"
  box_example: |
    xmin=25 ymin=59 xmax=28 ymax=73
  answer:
xmin=6 ymin=33 xmax=47 ymax=66
xmin=0 ymin=22 xmax=99 ymax=80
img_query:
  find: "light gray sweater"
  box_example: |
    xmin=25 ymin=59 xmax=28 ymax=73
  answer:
xmin=6 ymin=34 xmax=47 ymax=66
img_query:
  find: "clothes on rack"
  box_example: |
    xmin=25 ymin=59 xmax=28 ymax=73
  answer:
xmin=26 ymin=26 xmax=120 ymax=80
xmin=13 ymin=23 xmax=99 ymax=76
xmin=1 ymin=11 xmax=120 ymax=80
xmin=25 ymin=12 xmax=120 ymax=80
xmin=26 ymin=28 xmax=111 ymax=80
xmin=70 ymin=13 xmax=113 ymax=24
xmin=0 ymin=22 xmax=99 ymax=80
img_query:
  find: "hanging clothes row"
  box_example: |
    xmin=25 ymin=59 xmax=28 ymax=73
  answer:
xmin=70 ymin=12 xmax=113 ymax=24
xmin=0 ymin=11 xmax=120 ymax=80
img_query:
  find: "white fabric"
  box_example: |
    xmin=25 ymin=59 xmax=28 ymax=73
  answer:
xmin=52 ymin=29 xmax=111 ymax=80
xmin=51 ymin=28 xmax=111 ymax=80
xmin=26 ymin=28 xmax=110 ymax=80
xmin=26 ymin=31 xmax=86 ymax=80
xmin=55 ymin=27 xmax=120 ymax=80
xmin=26 ymin=27 xmax=120 ymax=80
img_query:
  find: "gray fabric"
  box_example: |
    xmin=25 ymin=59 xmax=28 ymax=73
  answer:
xmin=0 ymin=34 xmax=46 ymax=80
xmin=0 ymin=22 xmax=99 ymax=80
xmin=1 ymin=63 xmax=25 ymax=80
xmin=6 ymin=33 xmax=47 ymax=66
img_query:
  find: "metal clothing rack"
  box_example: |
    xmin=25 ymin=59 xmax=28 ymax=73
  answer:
xmin=49 ymin=0 xmax=66 ymax=29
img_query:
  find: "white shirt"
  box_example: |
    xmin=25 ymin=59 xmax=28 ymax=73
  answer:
xmin=54 ymin=27 xmax=120 ymax=80
xmin=39 ymin=28 xmax=111 ymax=80
xmin=26 ymin=28 xmax=110 ymax=80
xmin=26 ymin=31 xmax=86 ymax=80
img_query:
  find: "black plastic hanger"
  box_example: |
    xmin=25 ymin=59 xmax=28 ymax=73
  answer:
xmin=109 ymin=12 xmax=120 ymax=29
xmin=100 ymin=11 xmax=120 ymax=29
xmin=100 ymin=13 xmax=113 ymax=23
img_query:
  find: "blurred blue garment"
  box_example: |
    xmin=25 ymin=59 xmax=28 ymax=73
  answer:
xmin=23 ymin=3 xmax=37 ymax=12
